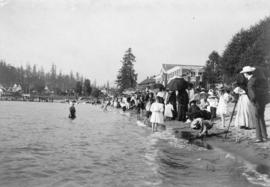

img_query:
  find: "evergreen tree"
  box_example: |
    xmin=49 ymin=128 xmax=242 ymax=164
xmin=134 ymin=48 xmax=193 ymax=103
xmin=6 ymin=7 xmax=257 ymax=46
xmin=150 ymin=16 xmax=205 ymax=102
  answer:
xmin=0 ymin=60 xmax=87 ymax=95
xmin=84 ymin=79 xmax=92 ymax=96
xmin=75 ymin=81 xmax=83 ymax=96
xmin=91 ymin=87 xmax=101 ymax=98
xmin=203 ymin=51 xmax=222 ymax=85
xmin=116 ymin=48 xmax=137 ymax=91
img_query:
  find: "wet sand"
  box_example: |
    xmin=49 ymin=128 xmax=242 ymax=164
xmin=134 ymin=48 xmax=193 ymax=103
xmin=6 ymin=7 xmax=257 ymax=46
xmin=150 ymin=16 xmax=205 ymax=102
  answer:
xmin=163 ymin=103 xmax=270 ymax=185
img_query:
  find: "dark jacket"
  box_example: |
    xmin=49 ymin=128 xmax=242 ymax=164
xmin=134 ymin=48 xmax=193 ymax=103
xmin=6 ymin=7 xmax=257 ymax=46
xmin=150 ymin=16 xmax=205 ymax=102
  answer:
xmin=177 ymin=90 xmax=189 ymax=105
xmin=247 ymin=76 xmax=269 ymax=105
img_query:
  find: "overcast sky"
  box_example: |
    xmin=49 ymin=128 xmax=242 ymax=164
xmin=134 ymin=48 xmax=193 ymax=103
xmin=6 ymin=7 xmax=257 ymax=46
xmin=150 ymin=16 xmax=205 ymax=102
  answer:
xmin=0 ymin=0 xmax=270 ymax=86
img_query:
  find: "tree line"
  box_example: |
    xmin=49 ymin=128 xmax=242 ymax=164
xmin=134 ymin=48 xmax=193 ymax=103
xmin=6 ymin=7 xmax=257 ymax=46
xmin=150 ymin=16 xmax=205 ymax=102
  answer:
xmin=204 ymin=16 xmax=270 ymax=85
xmin=0 ymin=61 xmax=99 ymax=96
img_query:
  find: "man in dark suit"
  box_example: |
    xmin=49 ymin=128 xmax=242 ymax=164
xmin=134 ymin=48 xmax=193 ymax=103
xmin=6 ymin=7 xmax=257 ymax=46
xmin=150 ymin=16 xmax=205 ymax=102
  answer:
xmin=241 ymin=66 xmax=268 ymax=143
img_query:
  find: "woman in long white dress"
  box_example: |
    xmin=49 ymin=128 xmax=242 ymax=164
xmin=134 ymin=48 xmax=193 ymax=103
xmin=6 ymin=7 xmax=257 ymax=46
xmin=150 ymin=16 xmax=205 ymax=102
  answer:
xmin=234 ymin=87 xmax=257 ymax=129
xmin=233 ymin=74 xmax=257 ymax=142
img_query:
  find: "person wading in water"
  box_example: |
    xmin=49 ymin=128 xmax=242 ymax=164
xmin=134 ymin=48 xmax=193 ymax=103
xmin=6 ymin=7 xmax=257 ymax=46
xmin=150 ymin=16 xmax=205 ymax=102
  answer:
xmin=69 ymin=102 xmax=76 ymax=119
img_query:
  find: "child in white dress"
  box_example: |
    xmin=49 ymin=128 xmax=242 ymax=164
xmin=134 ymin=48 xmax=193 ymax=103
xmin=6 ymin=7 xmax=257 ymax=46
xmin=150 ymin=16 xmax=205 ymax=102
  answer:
xmin=207 ymin=92 xmax=218 ymax=120
xmin=217 ymin=88 xmax=230 ymax=127
xmin=150 ymin=97 xmax=164 ymax=132
xmin=164 ymin=101 xmax=174 ymax=120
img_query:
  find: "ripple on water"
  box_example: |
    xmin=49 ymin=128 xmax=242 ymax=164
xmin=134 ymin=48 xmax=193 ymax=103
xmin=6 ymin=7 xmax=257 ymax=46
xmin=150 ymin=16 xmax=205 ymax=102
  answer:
xmin=0 ymin=102 xmax=267 ymax=187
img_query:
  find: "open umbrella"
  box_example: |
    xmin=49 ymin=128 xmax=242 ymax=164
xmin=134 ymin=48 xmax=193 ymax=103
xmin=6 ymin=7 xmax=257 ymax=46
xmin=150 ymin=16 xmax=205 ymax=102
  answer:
xmin=167 ymin=77 xmax=188 ymax=91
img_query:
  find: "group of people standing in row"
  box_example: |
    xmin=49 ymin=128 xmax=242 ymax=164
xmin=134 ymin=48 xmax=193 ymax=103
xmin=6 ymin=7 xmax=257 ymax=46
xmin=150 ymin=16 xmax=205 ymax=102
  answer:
xmin=101 ymin=65 xmax=269 ymax=142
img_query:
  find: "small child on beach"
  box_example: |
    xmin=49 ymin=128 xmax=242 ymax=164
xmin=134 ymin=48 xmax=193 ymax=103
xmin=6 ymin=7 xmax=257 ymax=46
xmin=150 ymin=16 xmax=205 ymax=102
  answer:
xmin=217 ymin=87 xmax=230 ymax=128
xmin=164 ymin=101 xmax=174 ymax=121
xmin=207 ymin=91 xmax=218 ymax=121
xmin=199 ymin=95 xmax=209 ymax=111
xmin=150 ymin=96 xmax=164 ymax=132
xmin=143 ymin=92 xmax=154 ymax=125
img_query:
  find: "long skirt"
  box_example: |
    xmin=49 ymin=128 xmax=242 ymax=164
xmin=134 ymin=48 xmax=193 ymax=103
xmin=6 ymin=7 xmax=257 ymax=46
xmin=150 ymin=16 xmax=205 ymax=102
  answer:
xmin=177 ymin=103 xmax=187 ymax=122
xmin=234 ymin=94 xmax=257 ymax=129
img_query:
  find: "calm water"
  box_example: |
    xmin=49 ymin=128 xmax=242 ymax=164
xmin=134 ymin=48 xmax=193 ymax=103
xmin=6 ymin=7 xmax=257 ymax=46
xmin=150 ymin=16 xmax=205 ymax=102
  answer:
xmin=0 ymin=101 xmax=267 ymax=187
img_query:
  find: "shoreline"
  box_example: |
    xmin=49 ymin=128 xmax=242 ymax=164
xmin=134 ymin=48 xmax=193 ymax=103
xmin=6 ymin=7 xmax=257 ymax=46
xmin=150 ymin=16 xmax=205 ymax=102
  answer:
xmin=161 ymin=103 xmax=270 ymax=186
xmin=133 ymin=102 xmax=270 ymax=185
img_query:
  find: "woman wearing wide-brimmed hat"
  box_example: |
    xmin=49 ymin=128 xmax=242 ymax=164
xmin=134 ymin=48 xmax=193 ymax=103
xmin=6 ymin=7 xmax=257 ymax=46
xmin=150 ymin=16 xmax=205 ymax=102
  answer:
xmin=233 ymin=73 xmax=257 ymax=142
xmin=241 ymin=66 xmax=268 ymax=143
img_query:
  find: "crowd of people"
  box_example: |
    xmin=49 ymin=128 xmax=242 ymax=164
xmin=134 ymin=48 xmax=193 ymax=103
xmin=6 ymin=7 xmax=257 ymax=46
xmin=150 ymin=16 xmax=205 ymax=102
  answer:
xmin=96 ymin=66 xmax=269 ymax=143
xmin=101 ymin=81 xmax=230 ymax=136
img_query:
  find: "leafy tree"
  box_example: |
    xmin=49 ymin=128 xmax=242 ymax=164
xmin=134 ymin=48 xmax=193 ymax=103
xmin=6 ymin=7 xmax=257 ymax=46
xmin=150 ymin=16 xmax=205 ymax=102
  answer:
xmin=220 ymin=17 xmax=270 ymax=83
xmin=116 ymin=48 xmax=137 ymax=91
xmin=203 ymin=51 xmax=222 ymax=85
xmin=84 ymin=79 xmax=92 ymax=96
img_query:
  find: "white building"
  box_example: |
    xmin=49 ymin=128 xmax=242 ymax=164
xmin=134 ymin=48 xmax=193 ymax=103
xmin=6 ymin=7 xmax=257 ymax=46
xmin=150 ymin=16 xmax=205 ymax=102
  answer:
xmin=155 ymin=64 xmax=204 ymax=86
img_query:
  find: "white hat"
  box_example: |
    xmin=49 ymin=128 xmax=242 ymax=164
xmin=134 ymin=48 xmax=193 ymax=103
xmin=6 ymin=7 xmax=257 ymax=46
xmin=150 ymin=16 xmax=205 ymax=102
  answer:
xmin=240 ymin=66 xmax=256 ymax=74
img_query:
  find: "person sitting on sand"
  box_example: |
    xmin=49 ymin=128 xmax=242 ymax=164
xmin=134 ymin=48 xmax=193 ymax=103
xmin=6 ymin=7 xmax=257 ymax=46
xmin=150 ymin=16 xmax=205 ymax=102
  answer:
xmin=190 ymin=118 xmax=213 ymax=137
xmin=186 ymin=100 xmax=201 ymax=121
xmin=199 ymin=95 xmax=209 ymax=111
xmin=69 ymin=102 xmax=76 ymax=119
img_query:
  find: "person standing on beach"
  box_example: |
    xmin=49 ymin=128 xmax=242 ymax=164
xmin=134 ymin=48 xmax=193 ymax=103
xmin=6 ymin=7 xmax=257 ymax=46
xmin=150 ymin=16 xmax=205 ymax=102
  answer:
xmin=176 ymin=89 xmax=189 ymax=122
xmin=216 ymin=87 xmax=230 ymax=128
xmin=207 ymin=90 xmax=218 ymax=121
xmin=150 ymin=96 xmax=164 ymax=132
xmin=233 ymin=73 xmax=257 ymax=142
xmin=241 ymin=66 xmax=269 ymax=143
xmin=164 ymin=101 xmax=174 ymax=121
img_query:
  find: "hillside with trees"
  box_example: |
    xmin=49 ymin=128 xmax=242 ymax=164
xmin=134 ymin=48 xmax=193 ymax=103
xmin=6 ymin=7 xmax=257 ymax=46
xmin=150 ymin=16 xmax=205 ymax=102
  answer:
xmin=0 ymin=61 xmax=94 ymax=96
xmin=204 ymin=16 xmax=270 ymax=84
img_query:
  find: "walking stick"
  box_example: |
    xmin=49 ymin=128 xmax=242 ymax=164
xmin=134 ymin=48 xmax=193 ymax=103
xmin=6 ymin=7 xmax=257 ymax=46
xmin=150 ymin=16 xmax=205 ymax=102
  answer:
xmin=224 ymin=97 xmax=238 ymax=139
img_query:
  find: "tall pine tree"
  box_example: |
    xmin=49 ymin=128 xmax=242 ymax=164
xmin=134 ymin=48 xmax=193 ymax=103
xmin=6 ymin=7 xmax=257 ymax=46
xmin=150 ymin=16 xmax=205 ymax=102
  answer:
xmin=203 ymin=51 xmax=222 ymax=85
xmin=116 ymin=48 xmax=137 ymax=91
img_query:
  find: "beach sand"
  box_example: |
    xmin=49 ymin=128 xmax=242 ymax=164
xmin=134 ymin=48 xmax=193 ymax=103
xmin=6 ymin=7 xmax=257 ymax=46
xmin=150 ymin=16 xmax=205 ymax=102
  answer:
xmin=163 ymin=103 xmax=270 ymax=183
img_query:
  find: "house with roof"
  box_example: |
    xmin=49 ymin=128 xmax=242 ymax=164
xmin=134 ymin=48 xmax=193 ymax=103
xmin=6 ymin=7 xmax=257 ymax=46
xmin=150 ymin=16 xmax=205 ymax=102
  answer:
xmin=137 ymin=76 xmax=156 ymax=90
xmin=155 ymin=64 xmax=204 ymax=86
